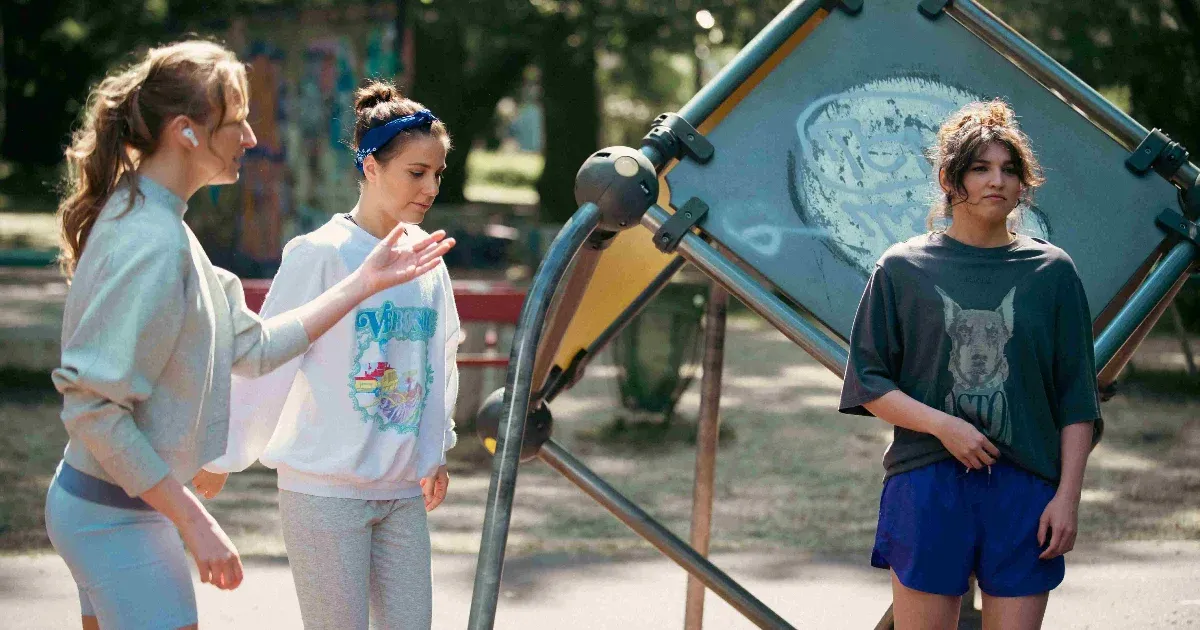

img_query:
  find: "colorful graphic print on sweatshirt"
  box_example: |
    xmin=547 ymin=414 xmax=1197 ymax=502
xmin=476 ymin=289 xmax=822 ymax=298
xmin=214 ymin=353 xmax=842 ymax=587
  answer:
xmin=350 ymin=301 xmax=437 ymax=434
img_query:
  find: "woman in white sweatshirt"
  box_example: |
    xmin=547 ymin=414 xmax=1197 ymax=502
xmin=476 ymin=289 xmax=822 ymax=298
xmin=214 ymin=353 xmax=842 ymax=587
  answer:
xmin=45 ymin=43 xmax=453 ymax=630
xmin=197 ymin=80 xmax=460 ymax=630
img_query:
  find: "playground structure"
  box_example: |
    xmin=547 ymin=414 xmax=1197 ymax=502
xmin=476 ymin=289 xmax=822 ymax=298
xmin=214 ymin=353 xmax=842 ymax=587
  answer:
xmin=467 ymin=1 xmax=1200 ymax=629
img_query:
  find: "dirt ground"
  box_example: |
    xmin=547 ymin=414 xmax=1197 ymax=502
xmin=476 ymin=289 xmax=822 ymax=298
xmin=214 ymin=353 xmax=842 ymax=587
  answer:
xmin=1 ymin=266 xmax=1198 ymax=628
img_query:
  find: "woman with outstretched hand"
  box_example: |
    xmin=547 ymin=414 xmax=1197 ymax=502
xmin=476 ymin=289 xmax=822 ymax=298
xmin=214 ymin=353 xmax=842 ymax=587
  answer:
xmin=44 ymin=40 xmax=453 ymax=630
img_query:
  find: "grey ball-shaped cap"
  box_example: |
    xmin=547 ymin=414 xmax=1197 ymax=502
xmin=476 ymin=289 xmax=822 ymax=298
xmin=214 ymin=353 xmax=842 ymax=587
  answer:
xmin=574 ymin=146 xmax=659 ymax=232
xmin=475 ymin=387 xmax=554 ymax=463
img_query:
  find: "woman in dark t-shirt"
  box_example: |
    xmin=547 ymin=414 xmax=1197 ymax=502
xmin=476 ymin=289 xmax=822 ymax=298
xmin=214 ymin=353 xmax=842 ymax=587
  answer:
xmin=839 ymin=100 xmax=1100 ymax=629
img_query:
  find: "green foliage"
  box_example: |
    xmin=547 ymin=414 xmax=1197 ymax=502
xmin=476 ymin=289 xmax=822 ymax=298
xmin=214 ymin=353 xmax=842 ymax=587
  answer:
xmin=0 ymin=0 xmax=296 ymax=186
xmin=6 ymin=0 xmax=1198 ymax=258
xmin=467 ymin=150 xmax=543 ymax=189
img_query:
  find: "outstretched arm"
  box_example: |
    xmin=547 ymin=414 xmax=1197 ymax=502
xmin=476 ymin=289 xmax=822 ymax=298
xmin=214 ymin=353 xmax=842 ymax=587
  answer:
xmin=226 ymin=226 xmax=456 ymax=378
xmin=294 ymin=227 xmax=455 ymax=340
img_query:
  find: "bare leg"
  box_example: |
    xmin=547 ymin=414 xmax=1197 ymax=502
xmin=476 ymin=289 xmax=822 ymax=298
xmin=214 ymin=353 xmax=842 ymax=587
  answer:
xmin=891 ymin=570 xmax=962 ymax=630
xmin=981 ymin=592 xmax=1049 ymax=630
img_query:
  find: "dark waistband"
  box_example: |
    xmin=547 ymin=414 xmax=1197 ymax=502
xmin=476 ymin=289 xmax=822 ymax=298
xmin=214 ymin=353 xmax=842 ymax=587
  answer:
xmin=54 ymin=461 xmax=152 ymax=511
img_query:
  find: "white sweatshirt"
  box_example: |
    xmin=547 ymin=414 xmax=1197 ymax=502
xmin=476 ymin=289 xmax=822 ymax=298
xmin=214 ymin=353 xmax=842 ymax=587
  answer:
xmin=205 ymin=214 xmax=460 ymax=500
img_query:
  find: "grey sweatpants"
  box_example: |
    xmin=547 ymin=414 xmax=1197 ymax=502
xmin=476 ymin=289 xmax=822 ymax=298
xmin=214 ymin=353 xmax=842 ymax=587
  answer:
xmin=279 ymin=490 xmax=432 ymax=630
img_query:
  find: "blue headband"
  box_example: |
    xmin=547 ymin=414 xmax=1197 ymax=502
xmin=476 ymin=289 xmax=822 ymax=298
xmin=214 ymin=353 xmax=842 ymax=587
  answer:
xmin=354 ymin=109 xmax=439 ymax=173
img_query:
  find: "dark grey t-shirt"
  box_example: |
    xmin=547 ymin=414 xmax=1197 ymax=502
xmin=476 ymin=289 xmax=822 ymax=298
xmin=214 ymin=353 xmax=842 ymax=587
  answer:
xmin=839 ymin=232 xmax=1102 ymax=483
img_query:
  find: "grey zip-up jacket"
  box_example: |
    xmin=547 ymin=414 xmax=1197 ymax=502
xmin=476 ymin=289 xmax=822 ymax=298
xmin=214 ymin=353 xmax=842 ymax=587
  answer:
xmin=52 ymin=176 xmax=311 ymax=497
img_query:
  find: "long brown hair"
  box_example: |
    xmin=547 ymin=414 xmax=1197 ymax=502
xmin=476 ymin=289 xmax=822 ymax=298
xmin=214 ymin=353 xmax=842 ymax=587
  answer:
xmin=926 ymin=99 xmax=1045 ymax=230
xmin=56 ymin=40 xmax=248 ymax=277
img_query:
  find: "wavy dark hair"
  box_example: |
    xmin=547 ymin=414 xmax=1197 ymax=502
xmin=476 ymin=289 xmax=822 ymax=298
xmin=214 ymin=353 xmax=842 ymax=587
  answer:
xmin=926 ymin=99 xmax=1045 ymax=230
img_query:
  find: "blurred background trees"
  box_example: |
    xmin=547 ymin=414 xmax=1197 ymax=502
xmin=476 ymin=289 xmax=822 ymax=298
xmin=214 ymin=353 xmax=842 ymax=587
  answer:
xmin=1 ymin=0 xmax=1197 ymax=328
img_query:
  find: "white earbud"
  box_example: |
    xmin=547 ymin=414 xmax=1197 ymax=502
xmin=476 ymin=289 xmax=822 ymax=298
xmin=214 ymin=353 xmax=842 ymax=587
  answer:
xmin=182 ymin=128 xmax=199 ymax=147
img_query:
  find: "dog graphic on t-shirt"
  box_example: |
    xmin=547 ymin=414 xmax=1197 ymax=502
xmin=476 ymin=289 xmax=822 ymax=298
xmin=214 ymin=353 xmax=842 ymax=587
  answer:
xmin=936 ymin=286 xmax=1015 ymax=445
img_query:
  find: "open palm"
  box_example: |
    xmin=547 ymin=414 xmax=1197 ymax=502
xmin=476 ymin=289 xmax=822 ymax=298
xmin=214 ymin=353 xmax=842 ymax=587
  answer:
xmin=360 ymin=225 xmax=455 ymax=293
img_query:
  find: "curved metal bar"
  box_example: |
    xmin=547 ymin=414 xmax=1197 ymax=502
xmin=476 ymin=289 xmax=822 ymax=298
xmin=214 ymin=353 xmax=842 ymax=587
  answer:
xmin=467 ymin=203 xmax=602 ymax=629
xmin=530 ymin=238 xmax=610 ymax=393
xmin=641 ymin=205 xmax=849 ymax=377
xmin=684 ymin=282 xmax=729 ymax=629
xmin=538 ymin=439 xmax=797 ymax=630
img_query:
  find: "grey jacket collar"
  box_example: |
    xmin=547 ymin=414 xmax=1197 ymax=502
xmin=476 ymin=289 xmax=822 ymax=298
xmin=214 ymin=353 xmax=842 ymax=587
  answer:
xmin=132 ymin=173 xmax=188 ymax=216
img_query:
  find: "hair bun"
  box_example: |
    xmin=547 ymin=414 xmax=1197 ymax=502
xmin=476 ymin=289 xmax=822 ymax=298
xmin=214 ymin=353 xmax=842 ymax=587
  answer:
xmin=354 ymin=81 xmax=402 ymax=113
xmin=955 ymin=99 xmax=1016 ymax=131
xmin=978 ymin=100 xmax=1015 ymax=127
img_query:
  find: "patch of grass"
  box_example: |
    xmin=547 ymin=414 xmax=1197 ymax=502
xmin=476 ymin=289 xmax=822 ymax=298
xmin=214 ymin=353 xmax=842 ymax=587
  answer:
xmin=0 ymin=212 xmax=59 ymax=251
xmin=3 ymin=322 xmax=1199 ymax=558
xmin=463 ymin=183 xmax=539 ymax=206
xmin=467 ymin=150 xmax=543 ymax=188
xmin=464 ymin=150 xmax=541 ymax=205
xmin=0 ymin=363 xmax=496 ymax=557
xmin=575 ymin=415 xmax=737 ymax=452
xmin=0 ymin=368 xmax=64 ymax=552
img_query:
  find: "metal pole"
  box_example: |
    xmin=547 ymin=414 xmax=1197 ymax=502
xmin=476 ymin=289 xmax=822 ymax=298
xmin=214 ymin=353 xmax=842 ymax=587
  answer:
xmin=468 ymin=203 xmax=602 ymax=629
xmin=1095 ymin=245 xmax=1166 ymax=334
xmin=949 ymin=1 xmax=1200 ymax=189
xmin=537 ymin=440 xmax=796 ymax=630
xmin=1097 ymin=266 xmax=1192 ymax=388
xmin=641 ymin=205 xmax=849 ymax=378
xmin=948 ymin=2 xmax=1141 ymax=147
xmin=684 ymin=282 xmax=729 ymax=630
xmin=640 ymin=0 xmax=828 ymax=168
xmin=1096 ymin=240 xmax=1199 ymax=371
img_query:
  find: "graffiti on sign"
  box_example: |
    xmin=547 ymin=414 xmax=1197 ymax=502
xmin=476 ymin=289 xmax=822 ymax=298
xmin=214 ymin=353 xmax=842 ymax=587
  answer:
xmin=788 ymin=76 xmax=1050 ymax=276
xmin=239 ymin=42 xmax=289 ymax=263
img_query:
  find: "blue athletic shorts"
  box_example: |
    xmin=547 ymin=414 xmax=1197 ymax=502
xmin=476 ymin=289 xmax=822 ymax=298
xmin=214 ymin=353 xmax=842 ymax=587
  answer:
xmin=871 ymin=458 xmax=1065 ymax=597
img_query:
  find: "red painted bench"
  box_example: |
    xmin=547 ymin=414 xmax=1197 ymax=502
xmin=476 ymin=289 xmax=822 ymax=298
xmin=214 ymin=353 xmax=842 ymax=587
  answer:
xmin=241 ymin=278 xmax=525 ymax=368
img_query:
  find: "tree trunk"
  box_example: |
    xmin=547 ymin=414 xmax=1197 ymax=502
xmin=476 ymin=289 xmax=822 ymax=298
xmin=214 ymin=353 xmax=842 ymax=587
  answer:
xmin=412 ymin=14 xmax=469 ymax=203
xmin=536 ymin=15 xmax=600 ymax=223
xmin=412 ymin=14 xmax=533 ymax=204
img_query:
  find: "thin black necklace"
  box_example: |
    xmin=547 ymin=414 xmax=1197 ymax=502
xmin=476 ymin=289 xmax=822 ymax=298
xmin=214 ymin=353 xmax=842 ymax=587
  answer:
xmin=346 ymin=212 xmax=405 ymax=238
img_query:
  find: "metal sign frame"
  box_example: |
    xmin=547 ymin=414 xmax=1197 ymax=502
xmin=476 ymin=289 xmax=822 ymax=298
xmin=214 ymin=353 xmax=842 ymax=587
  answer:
xmin=467 ymin=1 xmax=1200 ymax=628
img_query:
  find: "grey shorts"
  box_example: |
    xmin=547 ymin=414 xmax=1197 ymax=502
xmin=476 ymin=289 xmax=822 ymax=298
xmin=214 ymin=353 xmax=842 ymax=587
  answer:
xmin=44 ymin=472 xmax=197 ymax=628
